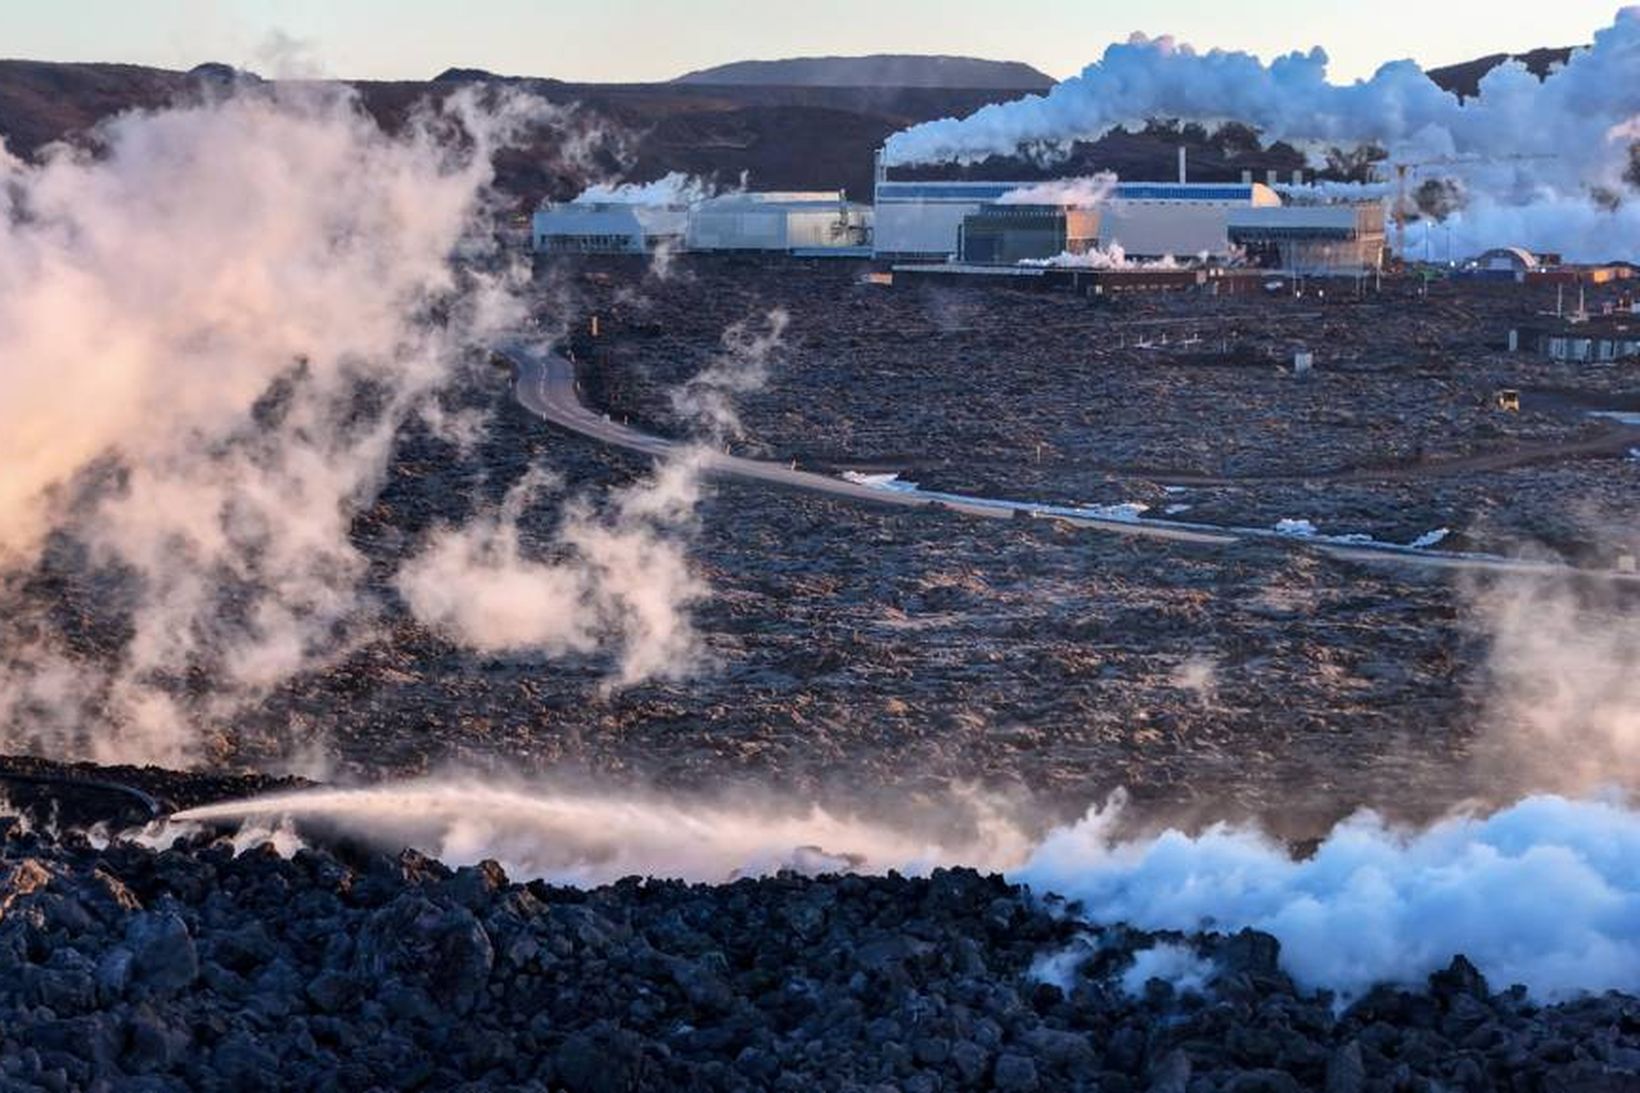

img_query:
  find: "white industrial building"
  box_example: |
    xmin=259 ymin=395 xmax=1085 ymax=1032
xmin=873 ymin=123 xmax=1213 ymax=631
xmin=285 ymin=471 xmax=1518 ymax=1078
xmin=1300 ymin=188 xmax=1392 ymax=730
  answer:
xmin=533 ymin=191 xmax=871 ymax=256
xmin=873 ymin=155 xmax=1384 ymax=273
xmin=1227 ymin=204 xmax=1387 ymax=275
xmin=532 ymin=202 xmax=689 ymax=254
xmin=686 ymin=191 xmax=871 ymax=252
xmin=873 ymin=177 xmax=1283 ymax=261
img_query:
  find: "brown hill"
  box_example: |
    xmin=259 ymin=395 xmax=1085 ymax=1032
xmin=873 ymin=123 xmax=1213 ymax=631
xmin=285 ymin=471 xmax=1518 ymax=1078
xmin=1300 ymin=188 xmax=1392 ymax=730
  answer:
xmin=0 ymin=59 xmax=187 ymax=155
xmin=0 ymin=59 xmax=1041 ymax=206
xmin=672 ymin=54 xmax=1053 ymax=90
xmin=1425 ymin=46 xmax=1575 ymax=100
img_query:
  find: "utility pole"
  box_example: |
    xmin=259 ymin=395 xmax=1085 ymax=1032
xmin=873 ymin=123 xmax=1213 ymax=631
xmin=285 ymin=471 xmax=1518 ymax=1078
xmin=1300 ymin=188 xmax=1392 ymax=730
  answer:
xmin=1394 ymin=163 xmax=1409 ymax=260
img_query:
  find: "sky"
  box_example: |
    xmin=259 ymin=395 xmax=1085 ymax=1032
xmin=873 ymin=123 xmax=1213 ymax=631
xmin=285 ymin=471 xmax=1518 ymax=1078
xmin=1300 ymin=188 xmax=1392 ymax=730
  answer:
xmin=0 ymin=1 xmax=1625 ymax=84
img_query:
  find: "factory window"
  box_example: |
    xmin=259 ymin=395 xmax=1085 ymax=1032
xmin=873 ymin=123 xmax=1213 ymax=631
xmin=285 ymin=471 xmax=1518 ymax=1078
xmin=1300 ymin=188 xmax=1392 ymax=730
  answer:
xmin=542 ymin=233 xmax=640 ymax=253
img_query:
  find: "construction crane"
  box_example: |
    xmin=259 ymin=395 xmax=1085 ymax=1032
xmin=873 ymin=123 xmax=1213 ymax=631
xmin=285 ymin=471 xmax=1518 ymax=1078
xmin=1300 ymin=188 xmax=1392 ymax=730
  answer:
xmin=1385 ymin=153 xmax=1556 ymax=260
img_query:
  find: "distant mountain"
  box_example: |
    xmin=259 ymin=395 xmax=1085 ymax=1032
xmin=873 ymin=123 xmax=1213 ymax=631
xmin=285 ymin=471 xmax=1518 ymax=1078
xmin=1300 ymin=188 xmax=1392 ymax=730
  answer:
xmin=431 ymin=68 xmax=534 ymax=84
xmin=673 ymin=55 xmax=1054 ymax=91
xmin=0 ymin=58 xmax=1048 ymax=206
xmin=1425 ymin=46 xmax=1576 ymax=100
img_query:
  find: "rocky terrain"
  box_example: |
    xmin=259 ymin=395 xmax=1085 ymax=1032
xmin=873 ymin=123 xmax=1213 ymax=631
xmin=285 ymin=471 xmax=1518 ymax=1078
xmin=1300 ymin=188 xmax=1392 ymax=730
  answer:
xmin=1 ymin=817 xmax=1638 ymax=1092
xmin=6 ymin=39 xmax=1640 ymax=1093
xmin=576 ymin=260 xmax=1640 ymax=563
xmin=5 ymin=259 xmax=1634 ymax=835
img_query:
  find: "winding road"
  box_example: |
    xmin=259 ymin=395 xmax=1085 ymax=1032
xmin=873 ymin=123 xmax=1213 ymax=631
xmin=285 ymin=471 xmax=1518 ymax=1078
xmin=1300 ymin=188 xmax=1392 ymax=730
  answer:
xmin=502 ymin=341 xmax=1638 ymax=580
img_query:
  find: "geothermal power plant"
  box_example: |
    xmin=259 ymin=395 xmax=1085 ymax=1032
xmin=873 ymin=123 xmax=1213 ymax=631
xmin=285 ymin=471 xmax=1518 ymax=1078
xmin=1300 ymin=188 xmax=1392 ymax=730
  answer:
xmin=2 ymin=7 xmax=1640 ymax=1092
xmin=535 ymin=148 xmax=1387 ymax=275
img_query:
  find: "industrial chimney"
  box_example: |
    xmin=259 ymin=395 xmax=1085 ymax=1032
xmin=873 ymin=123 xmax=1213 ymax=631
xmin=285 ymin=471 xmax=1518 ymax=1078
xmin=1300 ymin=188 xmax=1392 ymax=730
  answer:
xmin=1292 ymin=169 xmax=1304 ymax=186
xmin=1178 ymin=146 xmax=1187 ymax=185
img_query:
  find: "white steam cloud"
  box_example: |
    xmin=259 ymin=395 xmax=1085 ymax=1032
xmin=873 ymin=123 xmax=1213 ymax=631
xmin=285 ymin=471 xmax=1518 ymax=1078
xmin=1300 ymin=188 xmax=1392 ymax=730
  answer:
xmin=0 ymin=85 xmax=545 ymax=765
xmin=1019 ymin=793 xmax=1640 ymax=1002
xmin=395 ymin=455 xmax=707 ymax=688
xmin=573 ymin=171 xmax=718 ymax=206
xmin=670 ymin=308 xmax=790 ymax=440
xmin=1019 ymin=244 xmax=1186 ymax=270
xmin=885 ymin=10 xmax=1640 ymax=259
xmin=0 ymin=83 xmax=717 ymax=765
xmin=172 ymin=780 xmax=1033 ymax=887
xmin=995 ymin=173 xmax=1118 ymax=206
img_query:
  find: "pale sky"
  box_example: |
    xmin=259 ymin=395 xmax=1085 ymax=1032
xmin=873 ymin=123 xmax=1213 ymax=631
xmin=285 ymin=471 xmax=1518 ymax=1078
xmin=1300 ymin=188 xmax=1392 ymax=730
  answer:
xmin=0 ymin=1 xmax=1624 ymax=84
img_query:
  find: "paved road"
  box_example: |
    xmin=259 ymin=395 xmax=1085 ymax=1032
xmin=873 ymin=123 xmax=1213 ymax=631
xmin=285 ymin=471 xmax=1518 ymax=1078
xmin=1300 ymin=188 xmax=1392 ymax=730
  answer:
xmin=505 ymin=342 xmax=1233 ymax=546
xmin=502 ymin=342 xmax=1637 ymax=580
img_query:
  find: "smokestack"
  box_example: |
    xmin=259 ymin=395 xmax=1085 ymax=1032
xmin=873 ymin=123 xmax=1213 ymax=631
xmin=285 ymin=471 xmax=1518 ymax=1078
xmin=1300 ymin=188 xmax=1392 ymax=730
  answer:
xmin=1241 ymin=169 xmax=1253 ymax=185
xmin=1178 ymin=146 xmax=1187 ymax=185
xmin=1292 ymin=169 xmax=1304 ymax=186
xmin=1266 ymin=169 xmax=1279 ymax=187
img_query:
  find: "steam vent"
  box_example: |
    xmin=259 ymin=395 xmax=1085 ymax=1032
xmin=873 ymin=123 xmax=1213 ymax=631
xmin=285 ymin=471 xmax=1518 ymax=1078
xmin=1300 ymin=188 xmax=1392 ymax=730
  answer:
xmin=2 ymin=8 xmax=1640 ymax=1091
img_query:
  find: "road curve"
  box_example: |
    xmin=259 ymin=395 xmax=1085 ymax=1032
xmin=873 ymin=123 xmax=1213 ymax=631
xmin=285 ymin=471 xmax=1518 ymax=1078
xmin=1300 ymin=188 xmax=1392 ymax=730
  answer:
xmin=501 ymin=341 xmax=1638 ymax=581
xmin=504 ymin=342 xmax=1232 ymax=545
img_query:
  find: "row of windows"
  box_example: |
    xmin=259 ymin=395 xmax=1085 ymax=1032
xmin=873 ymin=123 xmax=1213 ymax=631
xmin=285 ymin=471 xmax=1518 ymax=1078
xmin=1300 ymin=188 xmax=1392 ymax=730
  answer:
xmin=538 ymin=233 xmax=639 ymax=252
xmin=537 ymin=233 xmax=687 ymax=253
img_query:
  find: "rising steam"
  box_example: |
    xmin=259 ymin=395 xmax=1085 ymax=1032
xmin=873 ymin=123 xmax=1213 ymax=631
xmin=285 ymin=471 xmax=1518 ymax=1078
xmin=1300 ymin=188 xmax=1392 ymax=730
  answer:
xmin=396 ymin=455 xmax=708 ymax=688
xmin=573 ymin=171 xmax=720 ymax=206
xmin=995 ymin=174 xmax=1118 ymax=206
xmin=885 ymin=10 xmax=1640 ymax=258
xmin=0 ymin=83 xmax=720 ymax=765
xmin=670 ymin=308 xmax=789 ymax=441
xmin=0 ymin=85 xmax=538 ymax=764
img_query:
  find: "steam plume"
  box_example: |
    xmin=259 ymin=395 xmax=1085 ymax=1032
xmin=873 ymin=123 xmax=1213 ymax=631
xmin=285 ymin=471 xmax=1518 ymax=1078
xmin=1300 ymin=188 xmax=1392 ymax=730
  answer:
xmin=1467 ymin=568 xmax=1640 ymax=796
xmin=885 ymin=10 xmax=1640 ymax=258
xmin=0 ymin=83 xmax=723 ymax=764
xmin=573 ymin=171 xmax=718 ymax=206
xmin=670 ymin=309 xmax=789 ymax=440
xmin=996 ymin=174 xmax=1118 ymax=206
xmin=395 ymin=455 xmax=708 ymax=688
xmin=172 ymin=780 xmax=1032 ymax=886
xmin=1018 ymin=793 xmax=1640 ymax=1001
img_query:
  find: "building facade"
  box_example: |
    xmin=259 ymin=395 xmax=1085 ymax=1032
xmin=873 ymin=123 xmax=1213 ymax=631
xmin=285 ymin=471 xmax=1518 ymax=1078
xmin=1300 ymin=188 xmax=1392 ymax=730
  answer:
xmin=875 ymin=160 xmax=1383 ymax=274
xmin=873 ymin=177 xmax=1285 ymax=262
xmin=957 ymin=205 xmax=1100 ymax=264
xmin=1226 ymin=204 xmax=1386 ymax=275
xmin=531 ymin=203 xmax=689 ymax=254
xmin=685 ymin=192 xmax=871 ymax=251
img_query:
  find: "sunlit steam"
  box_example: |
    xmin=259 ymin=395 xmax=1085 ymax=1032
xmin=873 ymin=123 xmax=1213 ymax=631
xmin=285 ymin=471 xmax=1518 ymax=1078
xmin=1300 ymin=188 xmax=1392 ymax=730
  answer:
xmin=885 ymin=11 xmax=1640 ymax=258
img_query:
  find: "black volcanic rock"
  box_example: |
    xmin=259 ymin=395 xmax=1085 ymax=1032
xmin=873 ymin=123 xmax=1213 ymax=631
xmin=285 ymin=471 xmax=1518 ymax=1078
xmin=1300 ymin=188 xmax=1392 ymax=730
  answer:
xmin=0 ymin=820 xmax=1634 ymax=1090
xmin=674 ymin=53 xmax=1054 ymax=90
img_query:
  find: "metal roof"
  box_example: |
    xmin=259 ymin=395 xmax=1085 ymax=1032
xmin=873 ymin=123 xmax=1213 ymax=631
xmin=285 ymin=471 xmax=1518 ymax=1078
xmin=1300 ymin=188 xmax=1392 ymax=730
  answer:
xmin=876 ymin=181 xmax=1262 ymax=204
